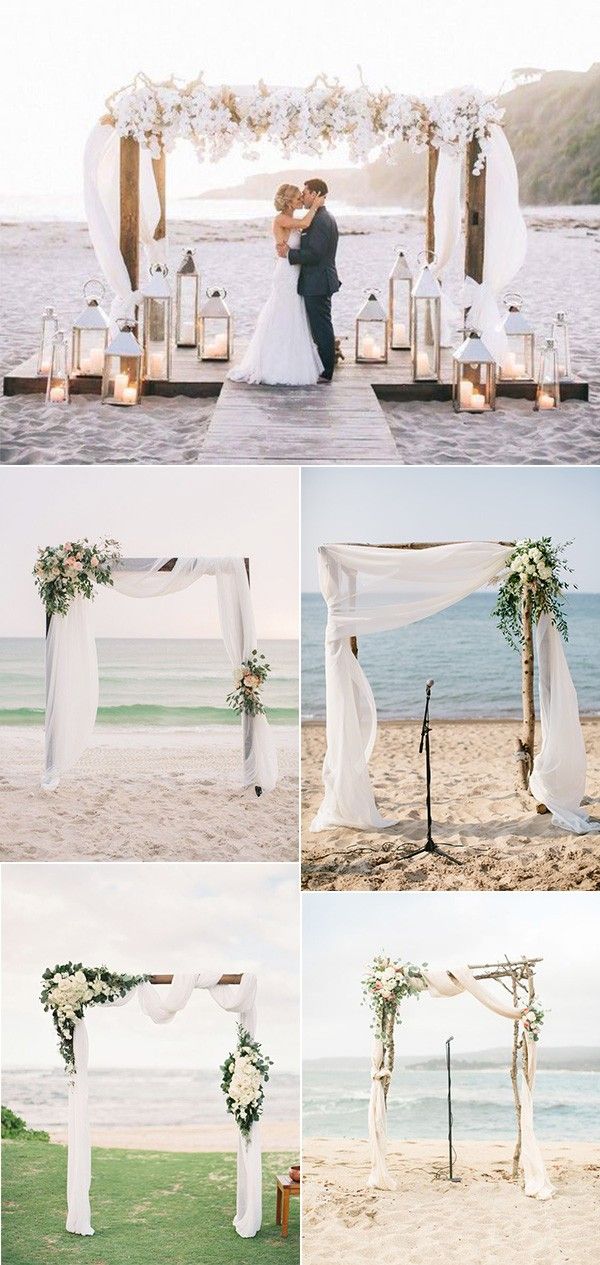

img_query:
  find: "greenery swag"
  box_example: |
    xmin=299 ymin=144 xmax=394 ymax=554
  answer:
xmin=492 ymin=538 xmax=573 ymax=651
xmin=220 ymin=1024 xmax=273 ymax=1139
xmin=41 ymin=963 xmax=148 ymax=1075
xmin=226 ymin=650 xmax=271 ymax=717
xmin=34 ymin=538 xmax=121 ymax=617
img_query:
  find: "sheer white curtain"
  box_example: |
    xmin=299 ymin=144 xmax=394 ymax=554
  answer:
xmin=42 ymin=557 xmax=277 ymax=792
xmin=67 ymin=972 xmax=262 ymax=1238
xmin=368 ymin=965 xmax=553 ymax=1200
xmin=432 ymin=149 xmax=462 ymax=345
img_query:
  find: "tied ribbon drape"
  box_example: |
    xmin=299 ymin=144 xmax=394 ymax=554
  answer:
xmin=67 ymin=972 xmax=261 ymax=1238
xmin=368 ymin=965 xmax=554 ymax=1200
xmin=311 ymin=541 xmax=593 ymax=835
xmin=42 ymin=557 xmax=278 ymax=794
xmin=431 ymin=149 xmax=462 ymax=346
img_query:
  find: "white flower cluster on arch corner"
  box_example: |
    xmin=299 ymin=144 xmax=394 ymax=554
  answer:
xmin=105 ymin=73 xmax=504 ymax=170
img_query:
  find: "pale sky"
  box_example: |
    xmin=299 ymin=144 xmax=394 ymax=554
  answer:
xmin=0 ymin=466 xmax=298 ymax=638
xmin=303 ymin=891 xmax=600 ymax=1059
xmin=2 ymin=862 xmax=300 ymax=1073
xmin=1 ymin=0 xmax=595 ymax=205
xmin=301 ymin=467 xmax=600 ymax=591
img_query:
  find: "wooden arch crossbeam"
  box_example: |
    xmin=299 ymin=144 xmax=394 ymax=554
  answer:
xmin=149 ymin=974 xmax=242 ymax=984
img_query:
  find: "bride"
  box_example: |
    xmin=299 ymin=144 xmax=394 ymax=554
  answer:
xmin=228 ymin=184 xmax=325 ymax=386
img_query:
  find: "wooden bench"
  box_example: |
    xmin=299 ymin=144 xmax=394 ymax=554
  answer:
xmin=276 ymin=1173 xmax=299 ymax=1238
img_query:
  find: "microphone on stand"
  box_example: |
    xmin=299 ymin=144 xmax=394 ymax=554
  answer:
xmin=403 ymin=679 xmax=461 ymax=865
xmin=446 ymin=1036 xmax=461 ymax=1182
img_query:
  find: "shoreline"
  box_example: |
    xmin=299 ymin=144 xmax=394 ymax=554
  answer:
xmin=302 ymin=715 xmax=600 ymax=726
xmin=45 ymin=1121 xmax=299 ymax=1152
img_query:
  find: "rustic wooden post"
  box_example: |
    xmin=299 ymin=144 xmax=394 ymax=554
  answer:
xmin=152 ymin=149 xmax=167 ymax=244
xmin=149 ymin=973 xmax=243 ymax=985
xmin=510 ymin=973 xmax=522 ymax=1179
xmin=464 ymin=136 xmax=486 ymax=323
xmin=119 ymin=136 xmax=140 ymax=315
xmin=382 ymin=1002 xmax=396 ymax=1106
xmin=426 ymin=140 xmax=439 ymax=264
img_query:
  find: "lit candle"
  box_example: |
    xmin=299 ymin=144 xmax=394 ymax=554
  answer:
xmin=89 ymin=348 xmax=104 ymax=374
xmin=79 ymin=356 xmax=92 ymax=374
xmin=40 ymin=361 xmax=51 ymax=374
xmin=459 ymin=380 xmax=474 ymax=407
xmin=122 ymin=386 xmax=137 ymax=405
xmin=149 ymin=352 xmax=165 ymax=377
xmin=214 ymin=331 xmax=228 ymax=352
xmin=471 ymin=391 xmax=486 ymax=410
xmin=393 ymin=322 xmax=407 ymax=344
xmin=114 ymin=372 xmax=128 ymax=402
xmin=537 ymin=391 xmax=555 ymax=410
xmin=361 ymin=334 xmax=375 ymax=358
xmin=502 ymin=353 xmax=516 ymax=376
xmin=417 ymin=351 xmax=431 ymax=375
xmin=49 ymin=385 xmax=65 ymax=403
xmin=514 ymin=361 xmax=526 ymax=378
xmin=205 ymin=342 xmax=216 ymax=357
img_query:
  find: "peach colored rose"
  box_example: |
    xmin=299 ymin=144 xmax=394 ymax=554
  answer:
xmin=243 ymin=673 xmax=260 ymax=689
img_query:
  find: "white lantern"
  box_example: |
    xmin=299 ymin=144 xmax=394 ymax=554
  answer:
xmin=411 ymin=263 xmax=441 ymax=381
xmin=38 ymin=306 xmax=58 ymax=376
xmin=388 ymin=250 xmax=412 ymax=349
xmin=71 ymin=280 xmax=109 ymax=377
xmin=452 ymin=331 xmax=496 ymax=412
xmin=552 ymin=312 xmax=572 ymax=379
xmin=101 ymin=319 xmax=143 ymax=406
xmin=142 ymin=264 xmax=172 ymax=380
xmin=45 ymin=331 xmax=70 ymax=404
xmin=534 ymin=337 xmax=560 ymax=412
xmin=499 ymin=293 xmax=535 ymax=381
xmin=175 ymin=249 xmax=199 ymax=348
xmin=355 ymin=292 xmax=388 ymax=363
xmin=198 ymin=288 xmax=233 ymax=361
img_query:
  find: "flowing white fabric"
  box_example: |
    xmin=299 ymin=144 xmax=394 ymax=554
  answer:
xmin=66 ymin=972 xmax=262 ymax=1237
xmin=529 ymin=614 xmax=599 ymax=833
xmin=229 ymin=230 xmax=323 ymax=385
xmin=312 ymin=541 xmax=512 ymax=831
xmin=368 ymin=965 xmax=553 ymax=1200
xmin=83 ymin=122 xmax=164 ymax=324
xmin=42 ymin=557 xmax=277 ymax=792
xmin=463 ymin=125 xmax=527 ymax=363
xmin=432 ymin=150 xmax=461 ymax=345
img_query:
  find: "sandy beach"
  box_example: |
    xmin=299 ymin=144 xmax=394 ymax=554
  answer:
xmin=302 ymin=1137 xmax=600 ymax=1265
xmin=0 ymin=724 xmax=298 ymax=861
xmin=46 ymin=1120 xmax=298 ymax=1152
xmin=301 ymin=719 xmax=600 ymax=890
xmin=1 ymin=210 xmax=598 ymax=466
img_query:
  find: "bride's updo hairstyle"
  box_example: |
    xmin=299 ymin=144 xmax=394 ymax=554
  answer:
xmin=274 ymin=183 xmax=300 ymax=213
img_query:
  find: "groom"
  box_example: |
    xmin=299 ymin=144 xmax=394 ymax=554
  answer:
xmin=276 ymin=178 xmax=341 ymax=382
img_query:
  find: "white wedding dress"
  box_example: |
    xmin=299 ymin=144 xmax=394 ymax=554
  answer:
xmin=229 ymin=230 xmax=323 ymax=385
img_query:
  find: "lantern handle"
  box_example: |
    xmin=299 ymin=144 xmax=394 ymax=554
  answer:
xmin=503 ymin=290 xmax=523 ymax=310
xmin=416 ymin=248 xmax=436 ymax=267
xmin=149 ymin=263 xmax=169 ymax=277
xmin=206 ymin=287 xmax=227 ymax=299
xmin=116 ymin=317 xmax=136 ymax=332
xmin=83 ymin=278 xmax=106 ymax=304
xmin=362 ymin=286 xmax=381 ymax=297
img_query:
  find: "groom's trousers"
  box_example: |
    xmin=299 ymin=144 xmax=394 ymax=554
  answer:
xmin=305 ymin=295 xmax=335 ymax=380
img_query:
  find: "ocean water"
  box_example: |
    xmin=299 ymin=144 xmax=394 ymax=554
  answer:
xmin=0 ymin=637 xmax=298 ymax=728
xmin=2 ymin=1067 xmax=298 ymax=1132
xmin=302 ymin=592 xmax=600 ymax=721
xmin=304 ymin=1061 xmax=600 ymax=1141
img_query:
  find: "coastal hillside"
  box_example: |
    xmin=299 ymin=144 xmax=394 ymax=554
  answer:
xmin=200 ymin=65 xmax=600 ymax=206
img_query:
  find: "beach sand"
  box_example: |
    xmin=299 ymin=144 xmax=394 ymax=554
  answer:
xmin=301 ymin=720 xmax=600 ymax=891
xmin=47 ymin=1120 xmax=298 ymax=1152
xmin=302 ymin=1137 xmax=600 ymax=1265
xmin=1 ymin=211 xmax=598 ymax=465
xmin=0 ymin=724 xmax=298 ymax=861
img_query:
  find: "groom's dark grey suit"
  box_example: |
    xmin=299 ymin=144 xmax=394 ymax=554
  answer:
xmin=287 ymin=206 xmax=341 ymax=380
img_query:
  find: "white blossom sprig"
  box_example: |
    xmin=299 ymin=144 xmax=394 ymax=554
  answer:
xmin=220 ymin=1024 xmax=273 ymax=1139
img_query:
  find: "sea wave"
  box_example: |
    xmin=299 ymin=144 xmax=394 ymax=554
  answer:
xmin=0 ymin=704 xmax=297 ymax=727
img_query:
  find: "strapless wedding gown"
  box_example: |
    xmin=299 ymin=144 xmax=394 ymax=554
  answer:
xmin=229 ymin=230 xmax=323 ymax=385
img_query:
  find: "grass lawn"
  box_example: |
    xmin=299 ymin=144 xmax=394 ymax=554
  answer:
xmin=2 ymin=1141 xmax=299 ymax=1265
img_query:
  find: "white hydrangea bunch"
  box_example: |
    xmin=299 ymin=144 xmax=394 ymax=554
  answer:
xmin=228 ymin=1052 xmax=263 ymax=1108
xmin=221 ymin=1025 xmax=273 ymax=1139
xmin=47 ymin=970 xmax=111 ymax=1021
xmin=510 ymin=542 xmax=554 ymax=582
xmin=493 ymin=537 xmax=572 ymax=650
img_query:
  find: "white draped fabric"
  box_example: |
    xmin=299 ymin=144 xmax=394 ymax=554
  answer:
xmin=368 ymin=965 xmax=553 ymax=1200
xmin=463 ymin=124 xmax=528 ymax=363
xmin=432 ymin=149 xmax=462 ymax=346
xmin=83 ymin=122 xmax=165 ymax=325
xmin=42 ymin=557 xmax=278 ymax=793
xmin=67 ymin=972 xmax=261 ymax=1238
xmin=312 ymin=541 xmax=592 ymax=835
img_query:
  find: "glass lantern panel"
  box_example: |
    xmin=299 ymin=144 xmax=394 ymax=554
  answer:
xmin=176 ymin=276 xmax=198 ymax=345
xmin=47 ymin=345 xmax=69 ymax=402
xmin=38 ymin=316 xmax=58 ymax=375
xmin=73 ymin=328 xmax=107 ymax=375
xmin=502 ymin=334 xmax=534 ymax=379
xmin=536 ymin=351 xmax=559 ymax=409
xmin=144 ymin=299 xmax=170 ymax=378
xmin=413 ymin=300 xmax=440 ymax=378
xmin=390 ymin=280 xmax=411 ymax=347
xmin=553 ymin=324 xmax=571 ymax=377
xmin=357 ymin=319 xmax=386 ymax=361
xmin=457 ymin=363 xmax=491 ymax=410
xmin=201 ymin=318 xmax=230 ymax=359
xmin=104 ymin=355 xmax=140 ymax=405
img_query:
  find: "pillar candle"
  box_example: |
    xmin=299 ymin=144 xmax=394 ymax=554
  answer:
xmin=89 ymin=348 xmax=105 ymax=374
xmin=393 ymin=322 xmax=407 ymax=344
xmin=49 ymin=385 xmax=66 ymax=403
xmin=537 ymin=391 xmax=556 ymax=410
xmin=417 ymin=351 xmax=431 ymax=375
xmin=122 ymin=386 xmax=137 ymax=404
xmin=459 ymin=380 xmax=474 ymax=407
xmin=114 ymin=372 xmax=128 ymax=402
xmin=471 ymin=391 xmax=486 ymax=410
xmin=149 ymin=352 xmax=165 ymax=377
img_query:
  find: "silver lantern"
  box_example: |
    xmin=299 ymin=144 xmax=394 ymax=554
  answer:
xmin=411 ymin=262 xmax=441 ymax=381
xmin=38 ymin=306 xmax=58 ymax=376
xmin=46 ymin=330 xmax=70 ymax=404
xmin=71 ymin=279 xmax=109 ymax=377
xmin=142 ymin=264 xmax=172 ymax=380
xmin=355 ymin=291 xmax=388 ymax=363
xmin=499 ymin=293 xmax=535 ymax=381
xmin=534 ymin=337 xmax=560 ymax=412
xmin=388 ymin=250 xmax=412 ymax=349
xmin=101 ymin=319 xmax=143 ymax=406
xmin=552 ymin=312 xmax=572 ymax=379
xmin=198 ymin=288 xmax=233 ymax=361
xmin=452 ymin=330 xmax=496 ymax=413
xmin=175 ymin=249 xmax=199 ymax=348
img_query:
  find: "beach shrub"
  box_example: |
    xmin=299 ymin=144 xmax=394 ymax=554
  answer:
xmin=1 ymin=1106 xmax=49 ymax=1142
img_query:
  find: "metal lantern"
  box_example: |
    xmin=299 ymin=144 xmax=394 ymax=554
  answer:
xmin=552 ymin=311 xmax=572 ymax=378
xmin=388 ymin=250 xmax=412 ymax=349
xmin=142 ymin=264 xmax=172 ymax=380
xmin=101 ymin=319 xmax=143 ymax=406
xmin=499 ymin=293 xmax=535 ymax=381
xmin=411 ymin=262 xmax=441 ymax=381
xmin=355 ymin=291 xmax=388 ymax=364
xmin=198 ymin=288 xmax=233 ymax=361
xmin=38 ymin=306 xmax=58 ymax=376
xmin=71 ymin=279 xmax=109 ymax=377
xmin=452 ymin=331 xmax=496 ymax=413
xmin=534 ymin=337 xmax=560 ymax=412
xmin=175 ymin=249 xmax=199 ymax=348
xmin=46 ymin=331 xmax=70 ymax=404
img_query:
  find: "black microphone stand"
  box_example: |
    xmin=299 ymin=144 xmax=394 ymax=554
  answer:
xmin=446 ymin=1037 xmax=461 ymax=1182
xmin=402 ymin=681 xmax=461 ymax=864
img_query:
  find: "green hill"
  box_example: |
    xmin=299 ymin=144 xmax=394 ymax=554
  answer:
xmin=200 ymin=65 xmax=600 ymax=207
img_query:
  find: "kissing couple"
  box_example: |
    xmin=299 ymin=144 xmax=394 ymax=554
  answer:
xmin=229 ymin=178 xmax=341 ymax=387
